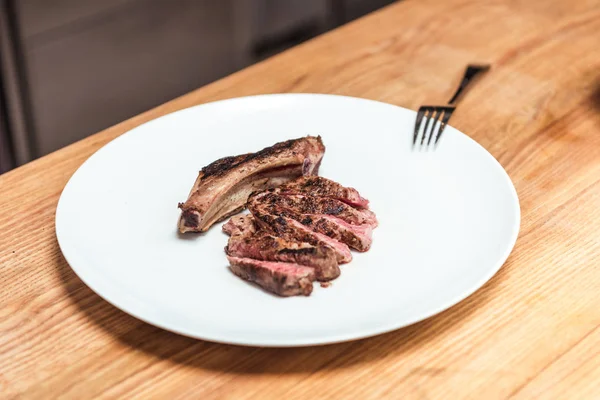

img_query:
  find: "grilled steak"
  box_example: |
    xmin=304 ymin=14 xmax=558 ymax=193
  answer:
xmin=300 ymin=214 xmax=372 ymax=252
xmin=248 ymin=192 xmax=373 ymax=251
xmin=226 ymin=230 xmax=340 ymax=281
xmin=252 ymin=190 xmax=377 ymax=227
xmin=277 ymin=176 xmax=369 ymax=208
xmin=175 ymin=135 xmax=380 ymax=297
xmin=178 ymin=136 xmax=325 ymax=233
xmin=250 ymin=209 xmax=353 ymax=263
xmin=228 ymin=256 xmax=315 ymax=296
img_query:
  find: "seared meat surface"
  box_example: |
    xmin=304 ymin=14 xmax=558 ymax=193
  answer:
xmin=252 ymin=190 xmax=378 ymax=227
xmin=228 ymin=256 xmax=315 ymax=296
xmin=249 ymin=209 xmax=353 ymax=264
xmin=178 ymin=136 xmax=325 ymax=233
xmin=178 ymin=136 xmax=378 ymax=297
xmin=277 ymin=176 xmax=369 ymax=208
xmin=222 ymin=174 xmax=377 ymax=296
xmin=225 ymin=223 xmax=340 ymax=281
xmin=248 ymin=191 xmax=373 ymax=251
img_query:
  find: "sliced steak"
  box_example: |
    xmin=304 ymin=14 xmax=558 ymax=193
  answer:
xmin=250 ymin=209 xmax=353 ymax=263
xmin=178 ymin=136 xmax=325 ymax=233
xmin=277 ymin=176 xmax=369 ymax=208
xmin=222 ymin=214 xmax=256 ymax=236
xmin=226 ymin=231 xmax=340 ymax=281
xmin=250 ymin=191 xmax=378 ymax=227
xmin=248 ymin=193 xmax=373 ymax=251
xmin=228 ymin=256 xmax=315 ymax=296
xmin=301 ymin=214 xmax=372 ymax=252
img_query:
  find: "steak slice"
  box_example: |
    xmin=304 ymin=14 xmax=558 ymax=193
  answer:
xmin=222 ymin=214 xmax=256 ymax=236
xmin=226 ymin=231 xmax=340 ymax=281
xmin=228 ymin=256 xmax=315 ymax=296
xmin=178 ymin=136 xmax=325 ymax=233
xmin=301 ymin=214 xmax=372 ymax=252
xmin=277 ymin=176 xmax=369 ymax=208
xmin=250 ymin=209 xmax=353 ymax=263
xmin=248 ymin=192 xmax=373 ymax=251
xmin=251 ymin=191 xmax=378 ymax=227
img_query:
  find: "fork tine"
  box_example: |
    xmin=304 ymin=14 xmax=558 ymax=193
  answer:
xmin=420 ymin=108 xmax=433 ymax=146
xmin=413 ymin=106 xmax=426 ymax=146
xmin=427 ymin=108 xmax=443 ymax=146
xmin=434 ymin=107 xmax=455 ymax=146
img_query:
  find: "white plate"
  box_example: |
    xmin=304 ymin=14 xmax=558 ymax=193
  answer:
xmin=56 ymin=94 xmax=519 ymax=347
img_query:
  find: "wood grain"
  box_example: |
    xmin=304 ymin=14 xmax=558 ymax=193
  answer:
xmin=1 ymin=0 xmax=600 ymax=398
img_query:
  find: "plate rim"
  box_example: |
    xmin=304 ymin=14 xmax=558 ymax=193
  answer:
xmin=55 ymin=93 xmax=521 ymax=347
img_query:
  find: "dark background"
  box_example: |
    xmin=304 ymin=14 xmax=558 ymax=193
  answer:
xmin=0 ymin=0 xmax=396 ymax=174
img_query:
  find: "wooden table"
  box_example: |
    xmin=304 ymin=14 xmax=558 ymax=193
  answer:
xmin=2 ymin=0 xmax=600 ymax=398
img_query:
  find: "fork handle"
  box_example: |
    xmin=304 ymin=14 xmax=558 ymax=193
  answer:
xmin=447 ymin=64 xmax=490 ymax=105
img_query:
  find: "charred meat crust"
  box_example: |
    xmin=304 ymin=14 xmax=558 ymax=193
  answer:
xmin=250 ymin=211 xmax=352 ymax=263
xmin=277 ymin=247 xmax=317 ymax=255
xmin=221 ymin=174 xmax=378 ymax=295
xmin=225 ymin=230 xmax=341 ymax=281
xmin=285 ymin=210 xmax=370 ymax=251
xmin=247 ymin=193 xmax=372 ymax=251
xmin=178 ymin=136 xmax=325 ymax=233
xmin=248 ymin=191 xmax=377 ymax=226
xmin=313 ymin=216 xmax=371 ymax=252
xmin=201 ymin=137 xmax=323 ymax=179
xmin=277 ymin=176 xmax=369 ymax=208
xmin=254 ymin=213 xmax=309 ymax=242
xmin=200 ymin=153 xmax=252 ymax=179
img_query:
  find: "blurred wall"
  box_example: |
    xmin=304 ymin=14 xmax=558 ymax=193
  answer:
xmin=0 ymin=0 xmax=397 ymax=173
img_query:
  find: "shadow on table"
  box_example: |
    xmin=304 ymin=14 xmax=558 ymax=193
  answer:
xmin=56 ymin=249 xmax=510 ymax=375
xmin=591 ymin=79 xmax=600 ymax=112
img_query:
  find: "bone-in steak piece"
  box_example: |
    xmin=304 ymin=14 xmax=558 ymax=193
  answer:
xmin=249 ymin=208 xmax=353 ymax=263
xmin=248 ymin=193 xmax=373 ymax=251
xmin=277 ymin=176 xmax=370 ymax=208
xmin=226 ymin=230 xmax=340 ymax=281
xmin=251 ymin=191 xmax=378 ymax=227
xmin=178 ymin=136 xmax=325 ymax=233
xmin=228 ymin=256 xmax=315 ymax=296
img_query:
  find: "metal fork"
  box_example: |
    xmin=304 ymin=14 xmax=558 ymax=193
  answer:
xmin=413 ymin=64 xmax=490 ymax=149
